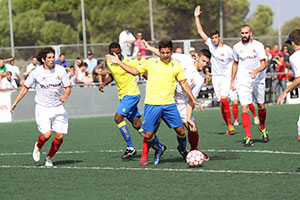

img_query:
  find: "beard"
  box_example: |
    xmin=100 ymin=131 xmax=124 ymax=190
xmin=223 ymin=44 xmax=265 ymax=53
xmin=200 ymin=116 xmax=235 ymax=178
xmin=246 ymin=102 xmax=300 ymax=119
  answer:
xmin=242 ymin=36 xmax=250 ymax=43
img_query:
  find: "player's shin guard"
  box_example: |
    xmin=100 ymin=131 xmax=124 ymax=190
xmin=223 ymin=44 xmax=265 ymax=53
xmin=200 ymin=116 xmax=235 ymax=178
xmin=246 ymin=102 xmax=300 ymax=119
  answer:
xmin=188 ymin=132 xmax=199 ymax=151
xmin=37 ymin=134 xmax=47 ymax=149
xmin=177 ymin=134 xmax=187 ymax=152
xmin=258 ymin=108 xmax=267 ymax=130
xmin=117 ymin=121 xmax=134 ymax=148
xmin=138 ymin=128 xmax=145 ymax=137
xmin=146 ymin=135 xmax=162 ymax=151
xmin=221 ymin=98 xmax=232 ymax=126
xmin=241 ymin=113 xmax=251 ymax=138
xmin=249 ymin=103 xmax=257 ymax=117
xmin=232 ymin=104 xmax=239 ymax=121
xmin=47 ymin=137 xmax=63 ymax=158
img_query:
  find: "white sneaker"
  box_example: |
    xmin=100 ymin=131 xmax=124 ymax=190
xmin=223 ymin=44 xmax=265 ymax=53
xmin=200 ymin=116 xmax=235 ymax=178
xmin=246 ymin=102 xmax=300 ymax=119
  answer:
xmin=32 ymin=142 xmax=40 ymax=162
xmin=45 ymin=156 xmax=53 ymax=167
xmin=254 ymin=116 xmax=259 ymax=125
xmin=233 ymin=120 xmax=239 ymax=126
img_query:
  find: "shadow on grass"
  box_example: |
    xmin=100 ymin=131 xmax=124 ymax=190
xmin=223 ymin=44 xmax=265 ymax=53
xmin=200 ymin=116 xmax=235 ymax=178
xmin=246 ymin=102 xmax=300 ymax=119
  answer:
xmin=210 ymin=152 xmax=240 ymax=161
xmin=53 ymin=160 xmax=83 ymax=165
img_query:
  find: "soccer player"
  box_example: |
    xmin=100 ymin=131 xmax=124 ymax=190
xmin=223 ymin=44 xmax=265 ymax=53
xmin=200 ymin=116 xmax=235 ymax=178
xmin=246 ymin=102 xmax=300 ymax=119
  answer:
xmin=99 ymin=42 xmax=146 ymax=159
xmin=194 ymin=5 xmax=236 ymax=135
xmin=277 ymin=29 xmax=300 ymax=142
xmin=142 ymin=41 xmax=211 ymax=165
xmin=231 ymin=25 xmax=269 ymax=146
xmin=10 ymin=47 xmax=71 ymax=167
xmin=106 ymin=40 xmax=203 ymax=165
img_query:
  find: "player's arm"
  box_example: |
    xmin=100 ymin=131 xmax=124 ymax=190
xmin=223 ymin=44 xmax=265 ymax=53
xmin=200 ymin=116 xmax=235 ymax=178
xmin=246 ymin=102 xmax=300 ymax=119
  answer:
xmin=106 ymin=54 xmax=140 ymax=76
xmin=194 ymin=5 xmax=209 ymax=42
xmin=277 ymin=78 xmax=300 ymax=104
xmin=59 ymin=86 xmax=71 ymax=103
xmin=10 ymin=86 xmax=29 ymax=114
xmin=99 ymin=74 xmax=113 ymax=92
xmin=143 ymin=40 xmax=159 ymax=56
xmin=187 ymin=98 xmax=196 ymax=132
xmin=231 ymin=61 xmax=238 ymax=91
xmin=179 ymin=80 xmax=204 ymax=111
xmin=249 ymin=59 xmax=266 ymax=79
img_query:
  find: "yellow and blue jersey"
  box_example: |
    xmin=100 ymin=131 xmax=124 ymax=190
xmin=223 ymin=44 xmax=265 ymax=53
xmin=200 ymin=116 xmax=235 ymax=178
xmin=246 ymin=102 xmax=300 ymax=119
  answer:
xmin=137 ymin=57 xmax=186 ymax=105
xmin=107 ymin=55 xmax=140 ymax=99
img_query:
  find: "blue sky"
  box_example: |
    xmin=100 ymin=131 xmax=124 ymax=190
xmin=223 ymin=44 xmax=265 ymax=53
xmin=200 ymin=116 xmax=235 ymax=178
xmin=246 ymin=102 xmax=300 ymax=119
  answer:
xmin=248 ymin=0 xmax=300 ymax=29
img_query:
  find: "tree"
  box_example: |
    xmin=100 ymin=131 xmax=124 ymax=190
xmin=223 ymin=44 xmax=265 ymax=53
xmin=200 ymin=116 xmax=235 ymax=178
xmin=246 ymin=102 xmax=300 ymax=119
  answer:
xmin=281 ymin=17 xmax=300 ymax=36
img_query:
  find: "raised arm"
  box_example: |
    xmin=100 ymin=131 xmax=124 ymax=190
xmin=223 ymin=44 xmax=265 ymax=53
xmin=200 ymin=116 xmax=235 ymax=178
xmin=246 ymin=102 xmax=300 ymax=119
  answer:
xmin=106 ymin=54 xmax=140 ymax=76
xmin=194 ymin=5 xmax=209 ymax=42
xmin=143 ymin=40 xmax=159 ymax=56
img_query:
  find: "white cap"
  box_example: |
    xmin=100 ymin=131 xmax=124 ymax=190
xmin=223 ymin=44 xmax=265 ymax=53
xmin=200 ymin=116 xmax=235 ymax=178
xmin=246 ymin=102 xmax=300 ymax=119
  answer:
xmin=189 ymin=47 xmax=196 ymax=52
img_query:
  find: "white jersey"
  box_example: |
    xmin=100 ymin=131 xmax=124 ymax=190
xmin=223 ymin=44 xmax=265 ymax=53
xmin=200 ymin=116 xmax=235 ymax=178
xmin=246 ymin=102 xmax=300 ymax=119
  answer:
xmin=289 ymin=49 xmax=300 ymax=78
xmin=172 ymin=53 xmax=204 ymax=104
xmin=24 ymin=65 xmax=70 ymax=107
xmin=233 ymin=39 xmax=266 ymax=85
xmin=205 ymin=38 xmax=234 ymax=77
xmin=1 ymin=77 xmax=17 ymax=89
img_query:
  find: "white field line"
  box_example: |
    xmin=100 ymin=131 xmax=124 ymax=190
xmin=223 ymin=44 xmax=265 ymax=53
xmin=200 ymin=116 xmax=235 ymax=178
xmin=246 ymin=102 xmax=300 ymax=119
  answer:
xmin=0 ymin=165 xmax=299 ymax=175
xmin=1 ymin=149 xmax=300 ymax=156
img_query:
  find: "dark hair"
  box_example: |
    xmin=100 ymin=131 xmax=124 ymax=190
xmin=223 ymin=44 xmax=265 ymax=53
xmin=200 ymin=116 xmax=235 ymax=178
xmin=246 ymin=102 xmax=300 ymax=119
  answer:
xmin=59 ymin=53 xmax=65 ymax=57
xmin=289 ymin=29 xmax=300 ymax=45
xmin=198 ymin=49 xmax=211 ymax=59
xmin=210 ymin=30 xmax=220 ymax=37
xmin=76 ymin=57 xmax=81 ymax=60
xmin=241 ymin=24 xmax=251 ymax=31
xmin=82 ymin=62 xmax=88 ymax=67
xmin=108 ymin=42 xmax=121 ymax=51
xmin=37 ymin=47 xmax=55 ymax=64
xmin=158 ymin=40 xmax=173 ymax=50
xmin=265 ymin=45 xmax=271 ymax=49
xmin=97 ymin=59 xmax=104 ymax=65
xmin=6 ymin=71 xmax=12 ymax=75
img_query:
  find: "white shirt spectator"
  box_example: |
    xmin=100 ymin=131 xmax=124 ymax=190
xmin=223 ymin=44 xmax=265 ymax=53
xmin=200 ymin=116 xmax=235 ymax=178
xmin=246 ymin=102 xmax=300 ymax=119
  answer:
xmin=119 ymin=31 xmax=135 ymax=56
xmin=26 ymin=63 xmax=38 ymax=73
xmin=1 ymin=77 xmax=17 ymax=89
xmin=6 ymin=64 xmax=20 ymax=80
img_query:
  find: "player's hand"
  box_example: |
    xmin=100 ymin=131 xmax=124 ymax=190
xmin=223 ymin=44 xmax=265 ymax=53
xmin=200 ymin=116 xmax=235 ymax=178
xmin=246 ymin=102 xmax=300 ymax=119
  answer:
xmin=59 ymin=95 xmax=68 ymax=103
xmin=143 ymin=39 xmax=151 ymax=50
xmin=249 ymin=70 xmax=258 ymax=79
xmin=193 ymin=100 xmax=204 ymax=111
xmin=106 ymin=53 xmax=120 ymax=64
xmin=277 ymin=92 xmax=287 ymax=105
xmin=194 ymin=5 xmax=202 ymax=17
xmin=230 ymin=82 xmax=236 ymax=91
xmin=298 ymin=136 xmax=300 ymax=142
xmin=98 ymin=84 xmax=105 ymax=92
xmin=187 ymin=119 xmax=196 ymax=132
xmin=10 ymin=104 xmax=16 ymax=114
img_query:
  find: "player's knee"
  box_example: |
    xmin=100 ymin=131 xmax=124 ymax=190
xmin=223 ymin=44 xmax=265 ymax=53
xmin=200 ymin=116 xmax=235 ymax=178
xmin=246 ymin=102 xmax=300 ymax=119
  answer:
xmin=133 ymin=120 xmax=141 ymax=130
xmin=114 ymin=114 xmax=123 ymax=124
xmin=42 ymin=132 xmax=52 ymax=140
xmin=257 ymin=104 xmax=265 ymax=111
xmin=55 ymin=134 xmax=64 ymax=141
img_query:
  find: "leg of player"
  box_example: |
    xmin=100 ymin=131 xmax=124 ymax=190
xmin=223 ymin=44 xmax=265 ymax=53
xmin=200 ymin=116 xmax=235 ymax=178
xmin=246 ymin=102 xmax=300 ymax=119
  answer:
xmin=45 ymin=132 xmax=64 ymax=167
xmin=145 ymin=130 xmax=164 ymax=165
xmin=174 ymin=126 xmax=188 ymax=161
xmin=33 ymin=131 xmax=51 ymax=163
xmin=249 ymin=103 xmax=259 ymax=125
xmin=297 ymin=115 xmax=300 ymax=142
xmin=220 ymin=97 xmax=235 ymax=135
xmin=232 ymin=99 xmax=239 ymax=126
xmin=241 ymin=105 xmax=254 ymax=147
xmin=257 ymin=103 xmax=269 ymax=142
xmin=115 ymin=113 xmax=137 ymax=159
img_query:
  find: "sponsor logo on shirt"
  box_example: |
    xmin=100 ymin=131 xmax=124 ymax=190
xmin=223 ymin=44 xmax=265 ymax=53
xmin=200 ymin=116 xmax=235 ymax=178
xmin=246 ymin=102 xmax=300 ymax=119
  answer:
xmin=40 ymin=83 xmax=62 ymax=89
xmin=240 ymin=55 xmax=258 ymax=61
xmin=0 ymin=105 xmax=8 ymax=110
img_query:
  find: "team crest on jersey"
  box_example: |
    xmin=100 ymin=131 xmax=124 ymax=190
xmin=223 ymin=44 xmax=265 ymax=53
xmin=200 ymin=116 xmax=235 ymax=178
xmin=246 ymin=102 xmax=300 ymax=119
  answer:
xmin=122 ymin=108 xmax=126 ymax=112
xmin=253 ymin=49 xmax=256 ymax=53
xmin=41 ymin=77 xmax=47 ymax=81
xmin=155 ymin=61 xmax=158 ymax=64
xmin=172 ymin=63 xmax=174 ymax=67
xmin=221 ymin=53 xmax=225 ymax=56
xmin=57 ymin=75 xmax=61 ymax=80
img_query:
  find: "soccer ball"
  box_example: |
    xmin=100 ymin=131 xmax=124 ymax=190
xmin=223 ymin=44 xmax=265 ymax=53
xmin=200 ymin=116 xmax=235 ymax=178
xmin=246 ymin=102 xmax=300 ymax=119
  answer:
xmin=186 ymin=150 xmax=204 ymax=167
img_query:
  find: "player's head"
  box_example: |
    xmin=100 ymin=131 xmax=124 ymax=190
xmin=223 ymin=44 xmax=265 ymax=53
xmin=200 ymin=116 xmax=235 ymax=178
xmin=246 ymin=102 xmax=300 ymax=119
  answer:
xmin=158 ymin=40 xmax=173 ymax=64
xmin=37 ymin=47 xmax=55 ymax=69
xmin=286 ymin=29 xmax=300 ymax=49
xmin=210 ymin=30 xmax=221 ymax=46
xmin=109 ymin=42 xmax=122 ymax=60
xmin=240 ymin=24 xmax=252 ymax=43
xmin=195 ymin=49 xmax=211 ymax=71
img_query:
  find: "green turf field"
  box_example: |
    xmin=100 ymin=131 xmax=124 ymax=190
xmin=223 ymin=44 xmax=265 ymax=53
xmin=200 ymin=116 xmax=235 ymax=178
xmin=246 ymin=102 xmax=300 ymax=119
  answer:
xmin=1 ymin=104 xmax=300 ymax=200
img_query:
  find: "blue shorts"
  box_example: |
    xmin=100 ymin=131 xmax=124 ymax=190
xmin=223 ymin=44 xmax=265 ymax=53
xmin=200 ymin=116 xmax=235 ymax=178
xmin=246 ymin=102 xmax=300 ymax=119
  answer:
xmin=142 ymin=104 xmax=183 ymax=132
xmin=116 ymin=95 xmax=141 ymax=123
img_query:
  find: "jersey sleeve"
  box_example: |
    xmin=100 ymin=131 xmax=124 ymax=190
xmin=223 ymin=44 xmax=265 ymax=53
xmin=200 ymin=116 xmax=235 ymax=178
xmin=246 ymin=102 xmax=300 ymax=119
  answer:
xmin=124 ymin=57 xmax=138 ymax=68
xmin=24 ymin=70 xmax=36 ymax=88
xmin=137 ymin=59 xmax=149 ymax=74
xmin=171 ymin=53 xmax=185 ymax=63
xmin=61 ymin=69 xmax=70 ymax=88
xmin=192 ymin=81 xmax=203 ymax=98
xmin=204 ymin=38 xmax=214 ymax=51
xmin=290 ymin=55 xmax=300 ymax=78
xmin=175 ymin=63 xmax=187 ymax=81
xmin=257 ymin=42 xmax=267 ymax=61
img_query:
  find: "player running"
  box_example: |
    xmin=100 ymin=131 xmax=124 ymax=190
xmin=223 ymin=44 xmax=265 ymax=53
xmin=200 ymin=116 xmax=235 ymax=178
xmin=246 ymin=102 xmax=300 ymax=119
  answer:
xmin=106 ymin=40 xmax=203 ymax=165
xmin=194 ymin=5 xmax=236 ymax=135
xmin=10 ymin=47 xmax=71 ymax=167
xmin=99 ymin=42 xmax=146 ymax=159
xmin=231 ymin=25 xmax=269 ymax=146
xmin=277 ymin=29 xmax=300 ymax=142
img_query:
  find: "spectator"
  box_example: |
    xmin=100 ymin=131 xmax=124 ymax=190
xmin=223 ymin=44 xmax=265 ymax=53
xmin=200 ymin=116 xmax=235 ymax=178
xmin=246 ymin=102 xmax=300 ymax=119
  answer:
xmin=134 ymin=51 xmax=146 ymax=81
xmin=68 ymin=65 xmax=76 ymax=85
xmin=6 ymin=57 xmax=24 ymax=87
xmin=272 ymin=54 xmax=287 ymax=102
xmin=92 ymin=60 xmax=109 ymax=83
xmin=204 ymin=64 xmax=212 ymax=85
xmin=119 ymin=25 xmax=135 ymax=56
xmin=73 ymin=57 xmax=82 ymax=69
xmin=54 ymin=53 xmax=68 ymax=67
xmin=282 ymin=45 xmax=291 ymax=62
xmin=133 ymin=32 xmax=146 ymax=57
xmin=23 ymin=57 xmax=38 ymax=79
xmin=1 ymin=71 xmax=17 ymax=90
xmin=189 ymin=47 xmax=196 ymax=60
xmin=0 ymin=58 xmax=7 ymax=80
xmin=269 ymin=44 xmax=284 ymax=58
xmin=265 ymin=46 xmax=272 ymax=66
xmin=83 ymin=50 xmax=97 ymax=75
xmin=75 ymin=62 xmax=93 ymax=87
xmin=175 ymin=47 xmax=183 ymax=54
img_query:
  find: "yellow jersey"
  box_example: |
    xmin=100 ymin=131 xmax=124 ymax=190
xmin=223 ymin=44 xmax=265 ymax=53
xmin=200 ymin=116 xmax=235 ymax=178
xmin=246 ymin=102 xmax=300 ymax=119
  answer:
xmin=107 ymin=55 xmax=140 ymax=99
xmin=137 ymin=57 xmax=186 ymax=105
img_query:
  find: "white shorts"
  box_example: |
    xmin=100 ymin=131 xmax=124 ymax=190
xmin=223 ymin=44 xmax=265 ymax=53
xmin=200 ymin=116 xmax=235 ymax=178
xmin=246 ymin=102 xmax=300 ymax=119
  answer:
xmin=297 ymin=115 xmax=300 ymax=136
xmin=229 ymin=89 xmax=238 ymax=101
xmin=237 ymin=81 xmax=265 ymax=106
xmin=212 ymin=76 xmax=231 ymax=101
xmin=176 ymin=103 xmax=195 ymax=123
xmin=35 ymin=104 xmax=69 ymax=134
